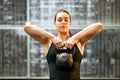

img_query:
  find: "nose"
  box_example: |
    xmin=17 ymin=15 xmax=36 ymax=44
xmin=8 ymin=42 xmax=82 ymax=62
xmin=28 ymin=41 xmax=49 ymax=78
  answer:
xmin=61 ymin=20 xmax=65 ymax=23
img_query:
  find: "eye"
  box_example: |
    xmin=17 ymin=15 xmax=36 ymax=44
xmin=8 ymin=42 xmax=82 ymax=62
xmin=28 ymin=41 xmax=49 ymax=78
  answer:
xmin=65 ymin=17 xmax=69 ymax=21
xmin=65 ymin=19 xmax=68 ymax=21
xmin=58 ymin=19 xmax=62 ymax=22
xmin=57 ymin=18 xmax=62 ymax=22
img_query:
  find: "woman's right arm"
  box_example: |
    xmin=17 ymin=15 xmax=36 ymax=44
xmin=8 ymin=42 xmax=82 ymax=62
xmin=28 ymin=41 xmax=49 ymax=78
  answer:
xmin=24 ymin=24 xmax=63 ymax=49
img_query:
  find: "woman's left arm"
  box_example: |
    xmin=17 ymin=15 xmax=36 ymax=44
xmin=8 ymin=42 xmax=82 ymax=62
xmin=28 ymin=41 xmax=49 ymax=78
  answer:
xmin=74 ymin=22 xmax=103 ymax=44
xmin=65 ymin=23 xmax=103 ymax=49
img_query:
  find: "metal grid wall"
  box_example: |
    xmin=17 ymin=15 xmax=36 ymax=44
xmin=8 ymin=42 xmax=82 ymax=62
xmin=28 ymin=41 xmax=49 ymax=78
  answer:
xmin=0 ymin=0 xmax=27 ymax=25
xmin=0 ymin=0 xmax=120 ymax=79
xmin=0 ymin=29 xmax=27 ymax=77
xmin=0 ymin=0 xmax=120 ymax=26
xmin=30 ymin=0 xmax=120 ymax=28
xmin=81 ymin=29 xmax=120 ymax=78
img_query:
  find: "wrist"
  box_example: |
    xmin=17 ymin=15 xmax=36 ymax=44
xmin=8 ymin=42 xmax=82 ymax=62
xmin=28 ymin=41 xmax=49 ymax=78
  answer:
xmin=70 ymin=36 xmax=78 ymax=44
xmin=50 ymin=35 xmax=56 ymax=42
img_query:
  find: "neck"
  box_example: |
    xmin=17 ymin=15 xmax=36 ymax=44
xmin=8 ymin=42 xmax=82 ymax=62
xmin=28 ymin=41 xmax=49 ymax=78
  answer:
xmin=57 ymin=32 xmax=70 ymax=41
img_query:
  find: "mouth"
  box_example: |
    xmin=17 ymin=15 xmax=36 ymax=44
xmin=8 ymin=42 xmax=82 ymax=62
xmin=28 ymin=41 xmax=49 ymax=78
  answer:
xmin=61 ymin=25 xmax=66 ymax=28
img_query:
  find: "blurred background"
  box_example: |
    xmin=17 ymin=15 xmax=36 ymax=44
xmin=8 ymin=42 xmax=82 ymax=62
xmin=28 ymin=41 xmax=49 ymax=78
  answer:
xmin=0 ymin=0 xmax=120 ymax=79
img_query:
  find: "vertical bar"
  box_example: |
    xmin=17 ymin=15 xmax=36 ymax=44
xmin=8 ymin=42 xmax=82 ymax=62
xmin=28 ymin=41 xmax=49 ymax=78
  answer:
xmin=116 ymin=0 xmax=118 ymax=25
xmin=117 ymin=29 xmax=119 ymax=77
xmin=27 ymin=0 xmax=30 ymax=22
xmin=117 ymin=33 xmax=120 ymax=79
xmin=0 ymin=31 xmax=1 ymax=76
xmin=115 ymin=31 xmax=120 ymax=77
xmin=117 ymin=0 xmax=120 ymax=25
xmin=113 ymin=0 xmax=115 ymax=25
xmin=26 ymin=0 xmax=30 ymax=78
xmin=1 ymin=31 xmax=4 ymax=77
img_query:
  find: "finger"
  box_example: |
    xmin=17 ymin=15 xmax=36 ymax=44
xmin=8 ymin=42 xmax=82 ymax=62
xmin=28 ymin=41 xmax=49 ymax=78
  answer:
xmin=56 ymin=44 xmax=61 ymax=49
xmin=61 ymin=42 xmax=65 ymax=47
xmin=57 ymin=42 xmax=67 ymax=49
xmin=69 ymin=45 xmax=73 ymax=49
xmin=65 ymin=42 xmax=67 ymax=47
xmin=56 ymin=43 xmax=63 ymax=49
xmin=66 ymin=43 xmax=73 ymax=49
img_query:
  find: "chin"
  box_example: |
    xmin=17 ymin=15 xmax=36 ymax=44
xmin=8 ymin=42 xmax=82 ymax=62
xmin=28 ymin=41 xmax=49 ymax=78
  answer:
xmin=61 ymin=31 xmax=68 ymax=34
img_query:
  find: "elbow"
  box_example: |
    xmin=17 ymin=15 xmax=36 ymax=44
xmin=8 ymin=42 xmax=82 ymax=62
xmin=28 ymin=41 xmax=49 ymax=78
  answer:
xmin=96 ymin=22 xmax=103 ymax=32
xmin=24 ymin=25 xmax=27 ymax=31
xmin=24 ymin=24 xmax=31 ymax=33
xmin=24 ymin=25 xmax=28 ymax=33
xmin=24 ymin=22 xmax=32 ymax=31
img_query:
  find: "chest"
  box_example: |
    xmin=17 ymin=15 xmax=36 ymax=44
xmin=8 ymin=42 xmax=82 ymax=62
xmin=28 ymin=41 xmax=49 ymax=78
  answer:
xmin=46 ymin=44 xmax=82 ymax=62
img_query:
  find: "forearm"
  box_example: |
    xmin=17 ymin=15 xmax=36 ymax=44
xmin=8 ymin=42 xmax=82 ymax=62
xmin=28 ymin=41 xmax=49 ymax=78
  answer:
xmin=24 ymin=24 xmax=56 ymax=41
xmin=71 ymin=23 xmax=103 ymax=44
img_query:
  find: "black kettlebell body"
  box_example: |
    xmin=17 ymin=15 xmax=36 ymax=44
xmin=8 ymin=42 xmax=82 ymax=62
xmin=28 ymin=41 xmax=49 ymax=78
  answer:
xmin=56 ymin=48 xmax=74 ymax=69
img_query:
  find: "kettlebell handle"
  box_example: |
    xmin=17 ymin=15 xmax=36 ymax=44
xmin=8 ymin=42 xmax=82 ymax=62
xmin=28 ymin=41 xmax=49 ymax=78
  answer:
xmin=56 ymin=47 xmax=75 ymax=56
xmin=56 ymin=48 xmax=72 ymax=53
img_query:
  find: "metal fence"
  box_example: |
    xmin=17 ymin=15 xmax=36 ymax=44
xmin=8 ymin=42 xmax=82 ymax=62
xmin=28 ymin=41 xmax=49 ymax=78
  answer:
xmin=0 ymin=0 xmax=120 ymax=79
xmin=0 ymin=0 xmax=120 ymax=27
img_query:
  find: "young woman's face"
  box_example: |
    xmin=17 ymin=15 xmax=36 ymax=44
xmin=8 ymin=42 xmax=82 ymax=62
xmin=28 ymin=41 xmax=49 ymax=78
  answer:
xmin=54 ymin=12 xmax=71 ymax=33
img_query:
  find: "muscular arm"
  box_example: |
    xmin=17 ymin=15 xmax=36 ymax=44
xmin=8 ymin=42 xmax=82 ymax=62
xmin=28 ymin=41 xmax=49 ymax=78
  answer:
xmin=24 ymin=24 xmax=55 ymax=44
xmin=24 ymin=24 xmax=64 ymax=49
xmin=65 ymin=23 xmax=103 ymax=50
xmin=72 ymin=23 xmax=103 ymax=44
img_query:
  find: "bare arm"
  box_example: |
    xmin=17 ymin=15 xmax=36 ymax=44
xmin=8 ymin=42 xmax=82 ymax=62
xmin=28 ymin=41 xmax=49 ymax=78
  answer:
xmin=65 ymin=23 xmax=103 ymax=49
xmin=24 ymin=24 xmax=63 ymax=49
xmin=24 ymin=24 xmax=54 ymax=44
xmin=74 ymin=22 xmax=103 ymax=44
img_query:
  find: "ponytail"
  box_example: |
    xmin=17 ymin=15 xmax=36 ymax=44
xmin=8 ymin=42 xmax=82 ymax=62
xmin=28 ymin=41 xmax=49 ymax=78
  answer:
xmin=69 ymin=30 xmax=72 ymax=37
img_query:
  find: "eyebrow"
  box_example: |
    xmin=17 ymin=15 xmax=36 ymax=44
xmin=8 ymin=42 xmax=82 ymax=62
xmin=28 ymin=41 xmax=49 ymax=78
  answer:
xmin=57 ymin=17 xmax=69 ymax=19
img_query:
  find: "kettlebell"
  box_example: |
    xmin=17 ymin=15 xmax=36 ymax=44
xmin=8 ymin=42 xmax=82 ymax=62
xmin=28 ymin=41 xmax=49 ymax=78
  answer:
xmin=56 ymin=48 xmax=75 ymax=69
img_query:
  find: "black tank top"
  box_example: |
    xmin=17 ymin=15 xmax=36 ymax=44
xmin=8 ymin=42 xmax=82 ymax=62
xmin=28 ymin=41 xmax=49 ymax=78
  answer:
xmin=46 ymin=43 xmax=83 ymax=80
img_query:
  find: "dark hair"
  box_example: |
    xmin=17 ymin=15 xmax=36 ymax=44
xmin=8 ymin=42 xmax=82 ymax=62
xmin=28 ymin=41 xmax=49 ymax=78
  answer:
xmin=54 ymin=9 xmax=71 ymax=22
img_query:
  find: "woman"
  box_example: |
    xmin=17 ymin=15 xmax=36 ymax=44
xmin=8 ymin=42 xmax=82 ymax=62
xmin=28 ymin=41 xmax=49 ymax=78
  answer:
xmin=24 ymin=9 xmax=103 ymax=80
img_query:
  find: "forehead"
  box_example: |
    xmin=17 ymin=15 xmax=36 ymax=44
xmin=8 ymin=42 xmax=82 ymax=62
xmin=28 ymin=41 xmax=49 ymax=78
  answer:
xmin=56 ymin=12 xmax=70 ymax=18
